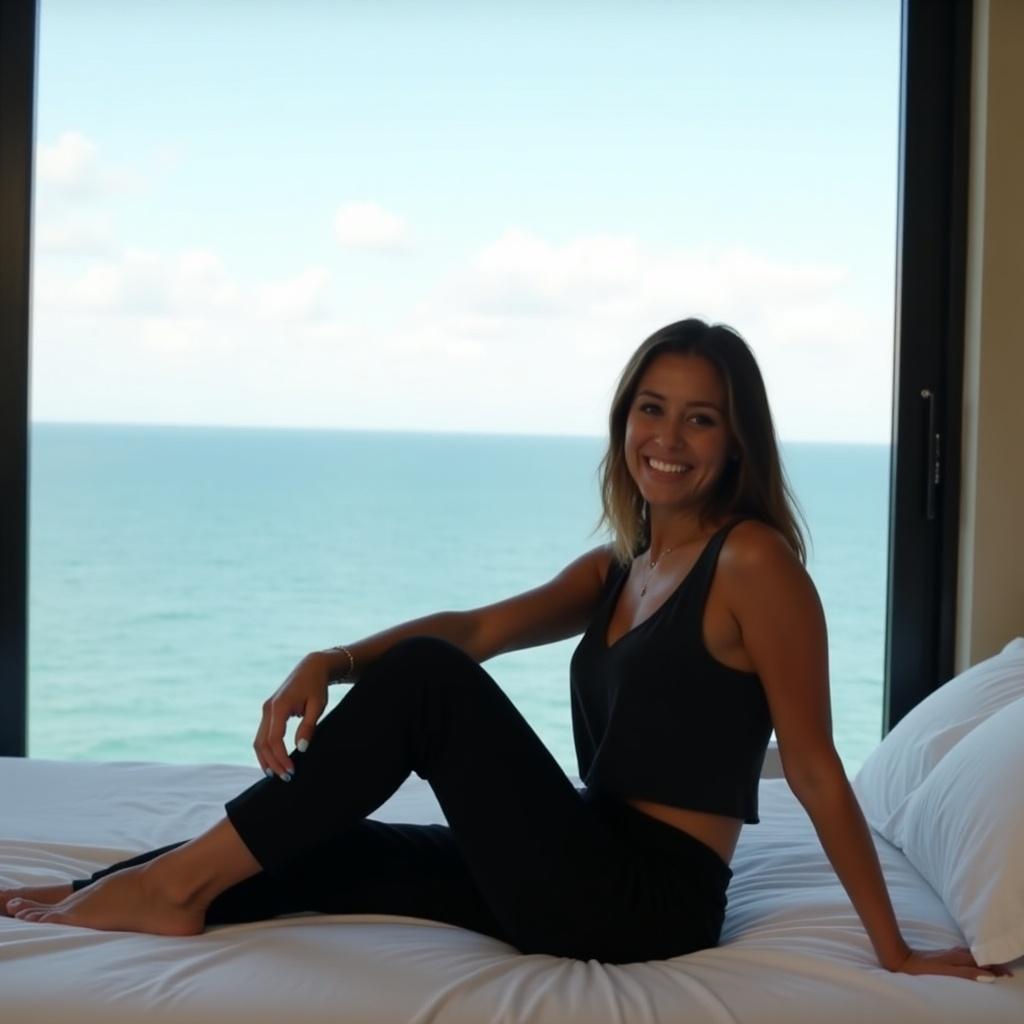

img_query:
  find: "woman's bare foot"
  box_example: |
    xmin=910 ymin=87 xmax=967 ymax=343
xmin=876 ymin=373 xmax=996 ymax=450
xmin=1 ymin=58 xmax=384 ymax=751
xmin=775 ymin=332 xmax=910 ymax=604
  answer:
xmin=6 ymin=817 xmax=260 ymax=935
xmin=5 ymin=863 xmax=206 ymax=935
xmin=2 ymin=882 xmax=74 ymax=915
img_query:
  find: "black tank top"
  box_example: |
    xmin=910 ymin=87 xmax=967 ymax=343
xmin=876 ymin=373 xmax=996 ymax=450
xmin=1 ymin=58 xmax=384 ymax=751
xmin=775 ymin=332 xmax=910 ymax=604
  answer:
xmin=569 ymin=519 xmax=772 ymax=823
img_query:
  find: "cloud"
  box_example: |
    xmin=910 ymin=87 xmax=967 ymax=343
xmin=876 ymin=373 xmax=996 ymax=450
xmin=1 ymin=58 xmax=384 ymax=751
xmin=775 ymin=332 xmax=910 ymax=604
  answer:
xmin=36 ymin=131 xmax=141 ymax=197
xmin=252 ymin=266 xmax=330 ymax=321
xmin=37 ymin=214 xmax=114 ymax=254
xmin=333 ymin=202 xmax=409 ymax=250
xmin=381 ymin=230 xmax=888 ymax=441
xmin=31 ymin=228 xmax=892 ymax=442
xmin=37 ymin=132 xmax=101 ymax=193
xmin=40 ymin=249 xmax=323 ymax=324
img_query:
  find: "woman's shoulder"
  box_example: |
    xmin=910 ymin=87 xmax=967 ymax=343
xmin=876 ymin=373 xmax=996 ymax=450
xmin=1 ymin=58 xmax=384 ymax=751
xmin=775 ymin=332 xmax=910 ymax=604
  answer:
xmin=713 ymin=519 xmax=820 ymax=630
xmin=718 ymin=518 xmax=804 ymax=580
xmin=595 ymin=543 xmax=625 ymax=587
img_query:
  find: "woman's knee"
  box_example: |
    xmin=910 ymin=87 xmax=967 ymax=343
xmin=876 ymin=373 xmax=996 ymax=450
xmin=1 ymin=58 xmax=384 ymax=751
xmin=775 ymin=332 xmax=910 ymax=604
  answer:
xmin=352 ymin=636 xmax=497 ymax=724
xmin=368 ymin=635 xmax=478 ymax=680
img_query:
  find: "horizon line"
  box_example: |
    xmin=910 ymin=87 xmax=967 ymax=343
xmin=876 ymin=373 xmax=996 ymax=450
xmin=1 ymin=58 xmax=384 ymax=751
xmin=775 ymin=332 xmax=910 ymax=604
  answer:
xmin=30 ymin=418 xmax=892 ymax=447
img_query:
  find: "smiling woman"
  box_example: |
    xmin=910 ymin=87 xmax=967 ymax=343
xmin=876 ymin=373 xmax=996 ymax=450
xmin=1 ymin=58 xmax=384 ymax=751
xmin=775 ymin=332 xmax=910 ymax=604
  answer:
xmin=4 ymin=314 xmax=1000 ymax=982
xmin=599 ymin=319 xmax=806 ymax=569
xmin=627 ymin=355 xmax=733 ymax=515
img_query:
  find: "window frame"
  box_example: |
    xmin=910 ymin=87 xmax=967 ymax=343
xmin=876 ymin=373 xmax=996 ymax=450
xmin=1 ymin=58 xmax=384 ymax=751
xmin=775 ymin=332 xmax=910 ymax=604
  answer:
xmin=0 ymin=0 xmax=36 ymax=759
xmin=885 ymin=0 xmax=972 ymax=730
xmin=0 ymin=0 xmax=972 ymax=756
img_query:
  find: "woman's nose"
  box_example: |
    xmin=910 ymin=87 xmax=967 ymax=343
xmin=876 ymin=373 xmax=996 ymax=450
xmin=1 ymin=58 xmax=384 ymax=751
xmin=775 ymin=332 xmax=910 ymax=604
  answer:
xmin=656 ymin=420 xmax=687 ymax=449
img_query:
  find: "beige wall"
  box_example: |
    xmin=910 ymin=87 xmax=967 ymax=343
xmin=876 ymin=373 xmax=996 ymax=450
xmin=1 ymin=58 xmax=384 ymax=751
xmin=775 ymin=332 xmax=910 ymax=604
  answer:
xmin=956 ymin=0 xmax=1024 ymax=670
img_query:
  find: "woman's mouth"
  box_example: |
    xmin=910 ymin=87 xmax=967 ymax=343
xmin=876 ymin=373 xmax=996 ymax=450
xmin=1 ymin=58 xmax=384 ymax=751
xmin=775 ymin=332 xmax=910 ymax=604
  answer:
xmin=644 ymin=456 xmax=692 ymax=477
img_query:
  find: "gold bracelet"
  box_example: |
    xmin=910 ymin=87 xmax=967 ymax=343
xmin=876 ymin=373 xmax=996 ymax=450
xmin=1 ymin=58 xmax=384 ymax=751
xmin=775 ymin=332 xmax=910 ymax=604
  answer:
xmin=329 ymin=644 xmax=355 ymax=683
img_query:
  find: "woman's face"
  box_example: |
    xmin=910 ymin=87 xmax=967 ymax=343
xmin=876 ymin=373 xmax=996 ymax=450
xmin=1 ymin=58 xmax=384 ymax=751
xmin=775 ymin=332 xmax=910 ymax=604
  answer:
xmin=623 ymin=352 xmax=733 ymax=517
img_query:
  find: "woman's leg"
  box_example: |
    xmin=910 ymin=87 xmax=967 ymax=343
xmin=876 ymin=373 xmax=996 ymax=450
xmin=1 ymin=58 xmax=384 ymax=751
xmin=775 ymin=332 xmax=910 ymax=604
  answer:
xmin=65 ymin=823 xmax=506 ymax=938
xmin=7 ymin=817 xmax=261 ymax=935
xmin=11 ymin=636 xmax=727 ymax=959
xmin=218 ymin=635 xmax=713 ymax=960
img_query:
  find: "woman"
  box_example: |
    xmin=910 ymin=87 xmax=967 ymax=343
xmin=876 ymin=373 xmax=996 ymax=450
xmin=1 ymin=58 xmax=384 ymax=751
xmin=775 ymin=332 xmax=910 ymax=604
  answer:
xmin=0 ymin=319 xmax=1007 ymax=976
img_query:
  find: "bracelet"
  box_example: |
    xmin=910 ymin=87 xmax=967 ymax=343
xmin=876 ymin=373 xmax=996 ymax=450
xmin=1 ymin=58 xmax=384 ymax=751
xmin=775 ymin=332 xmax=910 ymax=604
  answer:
xmin=329 ymin=644 xmax=355 ymax=683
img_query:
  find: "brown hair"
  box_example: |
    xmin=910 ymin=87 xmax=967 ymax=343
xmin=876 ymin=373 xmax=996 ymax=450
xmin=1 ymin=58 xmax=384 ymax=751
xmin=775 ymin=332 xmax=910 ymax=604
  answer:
xmin=596 ymin=318 xmax=807 ymax=565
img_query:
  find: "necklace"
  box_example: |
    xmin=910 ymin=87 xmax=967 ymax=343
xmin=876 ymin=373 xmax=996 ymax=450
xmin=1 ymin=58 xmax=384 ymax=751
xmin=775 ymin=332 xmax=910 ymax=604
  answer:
xmin=639 ymin=544 xmax=676 ymax=598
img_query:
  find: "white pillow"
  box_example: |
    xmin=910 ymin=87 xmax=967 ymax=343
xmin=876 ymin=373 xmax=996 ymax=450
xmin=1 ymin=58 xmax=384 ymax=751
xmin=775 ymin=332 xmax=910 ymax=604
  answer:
xmin=853 ymin=637 xmax=1024 ymax=838
xmin=892 ymin=695 xmax=1024 ymax=965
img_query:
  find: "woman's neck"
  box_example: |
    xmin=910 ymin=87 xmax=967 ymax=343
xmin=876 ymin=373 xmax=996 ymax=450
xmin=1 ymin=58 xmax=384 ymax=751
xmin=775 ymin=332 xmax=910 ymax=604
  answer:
xmin=645 ymin=510 xmax=716 ymax=560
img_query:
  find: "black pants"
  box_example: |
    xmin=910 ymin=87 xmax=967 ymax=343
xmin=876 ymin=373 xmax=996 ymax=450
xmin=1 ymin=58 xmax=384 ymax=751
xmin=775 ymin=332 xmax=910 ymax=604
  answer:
xmin=71 ymin=636 xmax=732 ymax=963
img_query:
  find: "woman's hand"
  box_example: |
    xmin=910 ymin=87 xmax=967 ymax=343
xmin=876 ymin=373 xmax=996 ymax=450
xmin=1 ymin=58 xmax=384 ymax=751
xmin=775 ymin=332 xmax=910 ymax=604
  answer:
xmin=253 ymin=653 xmax=330 ymax=780
xmin=892 ymin=945 xmax=1014 ymax=982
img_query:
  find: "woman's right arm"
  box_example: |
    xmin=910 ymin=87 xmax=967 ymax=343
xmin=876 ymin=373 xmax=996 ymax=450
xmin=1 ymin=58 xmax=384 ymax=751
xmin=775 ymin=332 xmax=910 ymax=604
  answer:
xmin=254 ymin=544 xmax=613 ymax=779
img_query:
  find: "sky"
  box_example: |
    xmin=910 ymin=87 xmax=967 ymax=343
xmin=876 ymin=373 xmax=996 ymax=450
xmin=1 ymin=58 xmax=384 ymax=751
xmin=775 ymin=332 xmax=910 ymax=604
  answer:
xmin=31 ymin=0 xmax=901 ymax=442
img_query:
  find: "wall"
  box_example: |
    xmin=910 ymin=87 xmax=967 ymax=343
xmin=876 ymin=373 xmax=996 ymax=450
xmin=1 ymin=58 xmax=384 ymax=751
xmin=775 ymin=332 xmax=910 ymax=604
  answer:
xmin=956 ymin=0 xmax=1024 ymax=669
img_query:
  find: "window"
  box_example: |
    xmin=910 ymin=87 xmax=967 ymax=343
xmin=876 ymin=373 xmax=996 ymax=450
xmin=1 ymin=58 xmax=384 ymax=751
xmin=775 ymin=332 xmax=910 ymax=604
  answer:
xmin=3 ymin=0 xmax=968 ymax=776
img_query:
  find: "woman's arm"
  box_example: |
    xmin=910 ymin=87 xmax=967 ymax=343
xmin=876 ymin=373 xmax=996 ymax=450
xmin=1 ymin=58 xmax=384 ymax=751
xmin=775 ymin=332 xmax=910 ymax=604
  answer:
xmin=313 ymin=542 xmax=613 ymax=683
xmin=254 ymin=544 xmax=613 ymax=780
xmin=721 ymin=522 xmax=1007 ymax=982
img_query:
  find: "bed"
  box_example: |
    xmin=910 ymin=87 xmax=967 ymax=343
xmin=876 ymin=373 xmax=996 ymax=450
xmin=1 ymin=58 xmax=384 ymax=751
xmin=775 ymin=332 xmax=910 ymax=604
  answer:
xmin=3 ymin=639 xmax=1024 ymax=1024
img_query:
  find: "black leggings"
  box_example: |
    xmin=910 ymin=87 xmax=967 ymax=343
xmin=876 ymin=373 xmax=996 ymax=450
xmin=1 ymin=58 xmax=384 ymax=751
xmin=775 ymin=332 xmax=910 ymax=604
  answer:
xmin=71 ymin=636 xmax=732 ymax=963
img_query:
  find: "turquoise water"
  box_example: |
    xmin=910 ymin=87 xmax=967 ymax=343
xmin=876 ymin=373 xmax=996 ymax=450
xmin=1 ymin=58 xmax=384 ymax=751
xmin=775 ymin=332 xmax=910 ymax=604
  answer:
xmin=28 ymin=424 xmax=887 ymax=774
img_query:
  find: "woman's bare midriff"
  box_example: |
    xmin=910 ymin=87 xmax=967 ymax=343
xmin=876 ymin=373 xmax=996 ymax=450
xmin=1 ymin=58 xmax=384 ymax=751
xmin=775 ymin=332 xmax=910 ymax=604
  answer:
xmin=625 ymin=798 xmax=743 ymax=865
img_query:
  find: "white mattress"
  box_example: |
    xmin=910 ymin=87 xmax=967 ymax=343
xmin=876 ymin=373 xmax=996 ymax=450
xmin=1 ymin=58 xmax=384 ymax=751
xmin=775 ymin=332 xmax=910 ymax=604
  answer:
xmin=1 ymin=755 xmax=1022 ymax=1024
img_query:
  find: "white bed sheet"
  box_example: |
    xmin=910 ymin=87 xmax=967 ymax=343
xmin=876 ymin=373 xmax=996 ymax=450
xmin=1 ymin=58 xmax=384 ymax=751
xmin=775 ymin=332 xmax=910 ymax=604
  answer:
xmin=1 ymin=755 xmax=1022 ymax=1024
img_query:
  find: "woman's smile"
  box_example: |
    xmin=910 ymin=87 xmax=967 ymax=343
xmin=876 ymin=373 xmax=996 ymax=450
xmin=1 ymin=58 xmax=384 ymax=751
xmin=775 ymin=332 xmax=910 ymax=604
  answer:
xmin=643 ymin=456 xmax=692 ymax=477
xmin=625 ymin=352 xmax=732 ymax=510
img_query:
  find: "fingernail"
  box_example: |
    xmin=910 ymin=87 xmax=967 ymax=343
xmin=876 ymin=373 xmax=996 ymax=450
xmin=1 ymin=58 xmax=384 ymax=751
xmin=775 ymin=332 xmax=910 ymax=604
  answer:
xmin=975 ymin=974 xmax=996 ymax=983
xmin=264 ymin=768 xmax=274 ymax=778
xmin=296 ymin=738 xmax=309 ymax=753
xmin=278 ymin=772 xmax=291 ymax=782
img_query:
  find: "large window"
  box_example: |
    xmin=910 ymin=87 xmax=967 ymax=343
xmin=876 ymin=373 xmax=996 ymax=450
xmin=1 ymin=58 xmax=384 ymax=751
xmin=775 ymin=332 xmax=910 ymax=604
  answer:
xmin=8 ymin=0 xmax=954 ymax=777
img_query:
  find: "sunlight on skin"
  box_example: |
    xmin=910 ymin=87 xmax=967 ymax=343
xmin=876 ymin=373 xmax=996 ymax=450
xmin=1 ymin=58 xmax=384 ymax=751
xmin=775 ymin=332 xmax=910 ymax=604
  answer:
xmin=2 ymin=818 xmax=260 ymax=934
xmin=1 ymin=883 xmax=73 ymax=911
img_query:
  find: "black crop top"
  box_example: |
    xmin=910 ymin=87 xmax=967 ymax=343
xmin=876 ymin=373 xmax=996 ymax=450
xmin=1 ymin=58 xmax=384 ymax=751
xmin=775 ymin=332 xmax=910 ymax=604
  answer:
xmin=569 ymin=519 xmax=773 ymax=823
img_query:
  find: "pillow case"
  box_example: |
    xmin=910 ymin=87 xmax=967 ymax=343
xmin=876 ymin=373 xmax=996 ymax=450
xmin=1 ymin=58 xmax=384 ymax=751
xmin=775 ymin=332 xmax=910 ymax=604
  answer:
xmin=853 ymin=637 xmax=1024 ymax=838
xmin=892 ymin=694 xmax=1024 ymax=965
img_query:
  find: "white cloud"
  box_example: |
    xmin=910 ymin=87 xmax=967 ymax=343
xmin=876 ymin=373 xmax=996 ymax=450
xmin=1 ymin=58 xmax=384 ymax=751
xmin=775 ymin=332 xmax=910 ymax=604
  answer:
xmin=140 ymin=317 xmax=204 ymax=355
xmin=36 ymin=131 xmax=142 ymax=197
xmin=333 ymin=202 xmax=409 ymax=250
xmin=379 ymin=230 xmax=889 ymax=441
xmin=31 ymin=228 xmax=893 ymax=442
xmin=58 ymin=248 xmax=165 ymax=313
xmin=40 ymin=249 xmax=324 ymax=324
xmin=252 ymin=266 xmax=330 ymax=321
xmin=171 ymin=250 xmax=239 ymax=312
xmin=37 ymin=214 xmax=114 ymax=254
xmin=37 ymin=132 xmax=101 ymax=192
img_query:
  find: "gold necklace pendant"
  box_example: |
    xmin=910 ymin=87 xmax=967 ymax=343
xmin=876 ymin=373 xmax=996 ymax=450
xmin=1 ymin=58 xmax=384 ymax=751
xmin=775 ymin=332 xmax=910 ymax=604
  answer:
xmin=639 ymin=544 xmax=674 ymax=599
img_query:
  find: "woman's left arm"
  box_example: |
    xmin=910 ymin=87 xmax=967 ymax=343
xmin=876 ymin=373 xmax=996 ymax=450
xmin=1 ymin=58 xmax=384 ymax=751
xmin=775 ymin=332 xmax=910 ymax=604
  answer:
xmin=723 ymin=523 xmax=1008 ymax=981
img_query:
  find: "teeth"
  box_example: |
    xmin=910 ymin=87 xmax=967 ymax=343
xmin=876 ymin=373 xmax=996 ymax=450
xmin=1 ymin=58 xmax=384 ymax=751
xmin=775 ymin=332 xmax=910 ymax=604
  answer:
xmin=647 ymin=457 xmax=688 ymax=474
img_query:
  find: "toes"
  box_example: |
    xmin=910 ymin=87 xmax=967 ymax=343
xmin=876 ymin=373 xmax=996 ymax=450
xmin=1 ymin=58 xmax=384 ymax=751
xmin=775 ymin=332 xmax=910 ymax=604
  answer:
xmin=37 ymin=911 xmax=67 ymax=925
xmin=7 ymin=897 xmax=46 ymax=911
xmin=13 ymin=907 xmax=60 ymax=923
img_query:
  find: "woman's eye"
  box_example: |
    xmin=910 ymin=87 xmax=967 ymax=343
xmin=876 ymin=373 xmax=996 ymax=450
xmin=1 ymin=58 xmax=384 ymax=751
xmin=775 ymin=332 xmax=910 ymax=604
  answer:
xmin=639 ymin=403 xmax=661 ymax=414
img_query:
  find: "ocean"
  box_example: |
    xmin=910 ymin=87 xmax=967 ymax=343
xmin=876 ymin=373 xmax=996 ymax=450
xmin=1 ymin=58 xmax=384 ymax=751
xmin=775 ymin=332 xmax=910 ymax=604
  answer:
xmin=28 ymin=423 xmax=888 ymax=776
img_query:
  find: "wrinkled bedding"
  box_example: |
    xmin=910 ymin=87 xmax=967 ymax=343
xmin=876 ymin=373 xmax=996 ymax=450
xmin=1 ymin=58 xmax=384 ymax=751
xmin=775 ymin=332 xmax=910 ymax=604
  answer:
xmin=1 ymin=756 xmax=1021 ymax=1024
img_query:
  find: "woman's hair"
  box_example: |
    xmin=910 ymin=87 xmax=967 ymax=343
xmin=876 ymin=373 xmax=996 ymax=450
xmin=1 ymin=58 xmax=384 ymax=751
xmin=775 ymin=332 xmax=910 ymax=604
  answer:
xmin=596 ymin=317 xmax=807 ymax=566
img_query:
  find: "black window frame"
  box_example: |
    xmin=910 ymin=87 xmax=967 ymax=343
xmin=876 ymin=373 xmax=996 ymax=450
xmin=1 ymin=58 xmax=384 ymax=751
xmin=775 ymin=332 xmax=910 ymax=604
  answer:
xmin=1 ymin=0 xmax=971 ymax=757
xmin=885 ymin=0 xmax=972 ymax=730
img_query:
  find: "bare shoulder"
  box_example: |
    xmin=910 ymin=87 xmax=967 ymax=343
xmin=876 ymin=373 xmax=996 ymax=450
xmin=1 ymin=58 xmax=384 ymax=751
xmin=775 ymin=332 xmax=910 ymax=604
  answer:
xmin=720 ymin=519 xmax=800 ymax=570
xmin=593 ymin=541 xmax=619 ymax=586
xmin=715 ymin=519 xmax=814 ymax=604
xmin=712 ymin=522 xmax=825 ymax=653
